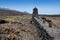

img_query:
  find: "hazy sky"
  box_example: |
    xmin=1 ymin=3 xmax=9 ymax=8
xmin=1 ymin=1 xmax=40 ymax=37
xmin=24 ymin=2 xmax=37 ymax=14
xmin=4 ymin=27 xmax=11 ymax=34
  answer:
xmin=0 ymin=0 xmax=60 ymax=14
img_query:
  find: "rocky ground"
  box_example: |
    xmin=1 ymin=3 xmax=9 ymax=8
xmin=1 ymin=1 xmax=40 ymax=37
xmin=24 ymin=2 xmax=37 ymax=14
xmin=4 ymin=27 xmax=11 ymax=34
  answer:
xmin=0 ymin=15 xmax=60 ymax=40
xmin=0 ymin=15 xmax=39 ymax=40
xmin=40 ymin=16 xmax=60 ymax=40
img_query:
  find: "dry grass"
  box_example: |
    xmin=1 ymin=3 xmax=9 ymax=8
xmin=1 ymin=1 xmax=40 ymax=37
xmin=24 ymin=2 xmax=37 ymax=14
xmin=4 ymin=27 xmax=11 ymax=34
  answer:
xmin=46 ymin=16 xmax=60 ymax=28
xmin=0 ymin=15 xmax=39 ymax=40
xmin=0 ymin=15 xmax=31 ymax=23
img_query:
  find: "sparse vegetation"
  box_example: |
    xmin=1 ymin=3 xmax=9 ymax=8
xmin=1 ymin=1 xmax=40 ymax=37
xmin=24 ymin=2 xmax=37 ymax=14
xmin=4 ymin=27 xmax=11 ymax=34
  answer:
xmin=0 ymin=15 xmax=31 ymax=23
xmin=0 ymin=8 xmax=60 ymax=40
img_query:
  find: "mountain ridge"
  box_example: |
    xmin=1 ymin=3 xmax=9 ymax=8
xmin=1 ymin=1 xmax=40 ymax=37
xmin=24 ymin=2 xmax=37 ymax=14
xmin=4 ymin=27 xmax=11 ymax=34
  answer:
xmin=0 ymin=8 xmax=30 ymax=16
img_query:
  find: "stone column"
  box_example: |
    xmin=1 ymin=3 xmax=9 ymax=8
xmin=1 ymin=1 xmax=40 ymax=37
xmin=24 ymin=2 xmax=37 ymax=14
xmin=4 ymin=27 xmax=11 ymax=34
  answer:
xmin=32 ymin=7 xmax=39 ymax=21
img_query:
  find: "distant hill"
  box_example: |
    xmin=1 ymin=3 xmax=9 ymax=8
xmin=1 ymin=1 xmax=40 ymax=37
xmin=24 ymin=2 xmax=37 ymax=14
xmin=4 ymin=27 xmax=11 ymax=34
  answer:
xmin=0 ymin=8 xmax=30 ymax=16
xmin=39 ymin=14 xmax=60 ymax=17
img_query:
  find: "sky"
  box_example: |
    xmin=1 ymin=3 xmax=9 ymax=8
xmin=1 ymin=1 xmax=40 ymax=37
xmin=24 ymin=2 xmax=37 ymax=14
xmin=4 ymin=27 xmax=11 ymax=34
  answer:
xmin=0 ymin=0 xmax=60 ymax=15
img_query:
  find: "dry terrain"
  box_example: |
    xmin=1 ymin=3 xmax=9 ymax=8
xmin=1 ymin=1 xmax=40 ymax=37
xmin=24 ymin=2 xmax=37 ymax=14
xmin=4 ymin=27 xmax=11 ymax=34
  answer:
xmin=45 ymin=16 xmax=60 ymax=28
xmin=0 ymin=8 xmax=60 ymax=40
xmin=0 ymin=15 xmax=60 ymax=40
xmin=40 ymin=16 xmax=60 ymax=40
xmin=0 ymin=15 xmax=39 ymax=40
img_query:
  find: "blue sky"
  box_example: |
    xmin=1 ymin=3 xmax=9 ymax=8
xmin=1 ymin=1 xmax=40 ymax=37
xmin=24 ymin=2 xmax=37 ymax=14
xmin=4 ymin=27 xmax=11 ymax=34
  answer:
xmin=0 ymin=0 xmax=60 ymax=15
